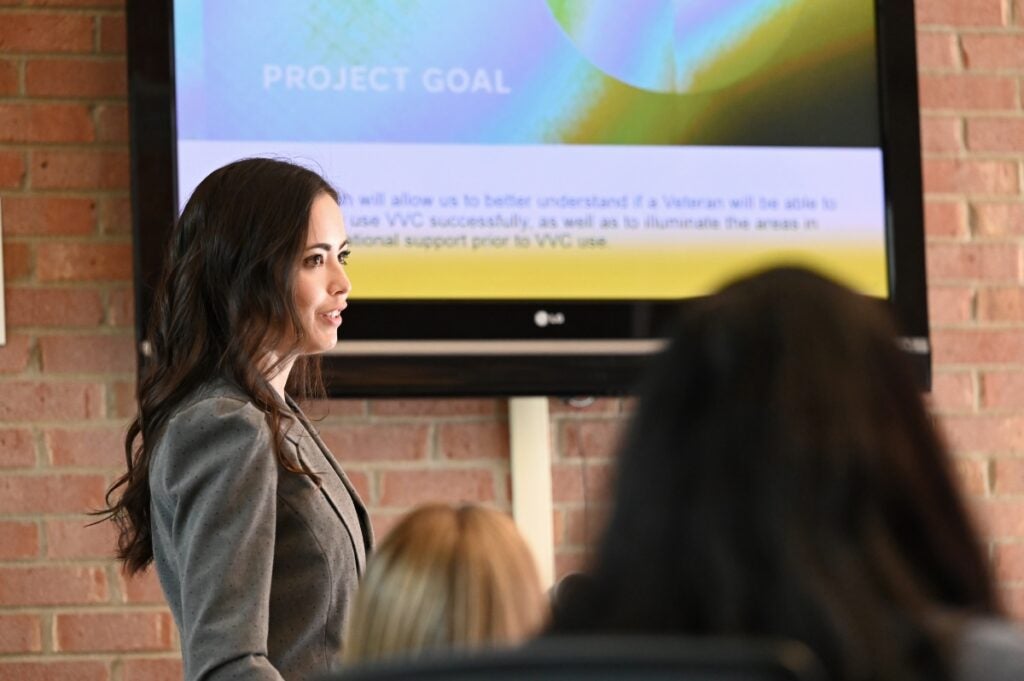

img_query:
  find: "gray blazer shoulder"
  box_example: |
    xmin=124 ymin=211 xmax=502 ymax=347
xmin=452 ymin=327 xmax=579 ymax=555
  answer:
xmin=149 ymin=380 xmax=372 ymax=681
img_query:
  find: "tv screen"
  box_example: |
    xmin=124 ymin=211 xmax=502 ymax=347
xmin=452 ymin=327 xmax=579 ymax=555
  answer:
xmin=128 ymin=0 xmax=929 ymax=396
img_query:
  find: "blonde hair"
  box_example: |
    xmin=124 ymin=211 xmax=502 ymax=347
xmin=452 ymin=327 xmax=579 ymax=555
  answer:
xmin=343 ymin=504 xmax=546 ymax=664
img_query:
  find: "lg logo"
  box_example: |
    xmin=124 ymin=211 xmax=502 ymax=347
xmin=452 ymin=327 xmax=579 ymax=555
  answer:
xmin=533 ymin=310 xmax=565 ymax=328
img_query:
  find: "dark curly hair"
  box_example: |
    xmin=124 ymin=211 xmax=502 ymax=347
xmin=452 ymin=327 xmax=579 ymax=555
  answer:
xmin=550 ymin=267 xmax=999 ymax=681
xmin=99 ymin=158 xmax=338 ymax=574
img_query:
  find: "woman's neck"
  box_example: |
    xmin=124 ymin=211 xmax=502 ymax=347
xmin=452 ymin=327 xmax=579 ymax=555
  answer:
xmin=265 ymin=355 xmax=295 ymax=402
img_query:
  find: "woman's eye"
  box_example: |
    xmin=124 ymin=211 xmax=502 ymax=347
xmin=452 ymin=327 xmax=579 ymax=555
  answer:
xmin=304 ymin=254 xmax=325 ymax=267
xmin=339 ymin=249 xmax=351 ymax=265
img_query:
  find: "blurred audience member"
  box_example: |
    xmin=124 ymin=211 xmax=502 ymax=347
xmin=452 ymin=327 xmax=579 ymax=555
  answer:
xmin=549 ymin=267 xmax=1024 ymax=681
xmin=344 ymin=504 xmax=546 ymax=664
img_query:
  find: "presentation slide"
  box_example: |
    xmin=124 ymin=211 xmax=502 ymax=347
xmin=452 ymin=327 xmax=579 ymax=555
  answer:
xmin=175 ymin=0 xmax=888 ymax=300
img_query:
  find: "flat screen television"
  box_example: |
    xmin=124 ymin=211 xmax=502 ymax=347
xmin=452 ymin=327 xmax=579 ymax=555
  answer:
xmin=127 ymin=0 xmax=929 ymax=396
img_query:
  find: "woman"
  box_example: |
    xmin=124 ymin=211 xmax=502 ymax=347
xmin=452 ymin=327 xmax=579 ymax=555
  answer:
xmin=549 ymin=267 xmax=1024 ymax=681
xmin=344 ymin=504 xmax=546 ymax=664
xmin=101 ymin=158 xmax=373 ymax=681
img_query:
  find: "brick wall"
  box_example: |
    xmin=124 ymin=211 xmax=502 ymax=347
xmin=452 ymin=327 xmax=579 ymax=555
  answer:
xmin=0 ymin=0 xmax=1021 ymax=677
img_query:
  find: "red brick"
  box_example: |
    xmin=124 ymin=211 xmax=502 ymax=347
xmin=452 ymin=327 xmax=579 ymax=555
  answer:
xmin=112 ymin=380 xmax=137 ymax=418
xmin=0 ymin=381 xmax=104 ymax=421
xmin=0 ymin=59 xmax=17 ymax=95
xmin=346 ymin=468 xmax=371 ymax=502
xmin=914 ymin=0 xmax=1007 ymax=26
xmin=108 ymin=287 xmax=134 ymax=326
xmin=993 ymin=543 xmax=1024 ymax=583
xmin=973 ymin=202 xmax=1024 ymax=237
xmin=922 ymin=159 xmax=1019 ymax=195
xmin=0 ymin=661 xmax=108 ymax=681
xmin=45 ymin=517 xmax=117 ymax=559
xmin=6 ymin=288 xmax=105 ymax=327
xmin=98 ymin=194 xmax=131 ymax=234
xmin=379 ymin=469 xmax=496 ymax=506
xmin=0 ymin=428 xmax=35 ymax=468
xmin=95 ymin=103 xmax=128 ymax=142
xmin=36 ymin=243 xmax=132 ymax=282
xmin=32 ymin=149 xmax=129 ymax=190
xmin=924 ymin=200 xmax=966 ymax=238
xmin=962 ymin=34 xmax=1024 ymax=69
xmin=552 ymin=462 xmax=614 ymax=504
xmin=0 ymin=521 xmax=39 ymax=560
xmin=0 ymin=614 xmax=42 ymax=653
xmin=563 ymin=505 xmax=608 ymax=547
xmin=927 ymin=285 xmax=974 ymax=325
xmin=919 ymin=74 xmax=1017 ymax=110
xmin=120 ymin=568 xmax=167 ymax=604
xmin=46 ymin=426 xmax=125 ymax=467
xmin=940 ymin=414 xmax=1024 ymax=453
xmin=954 ymin=458 xmax=989 ymax=496
xmin=1000 ymin=588 xmax=1024 ymax=619
xmin=978 ymin=287 xmax=1024 ymax=322
xmin=555 ymin=551 xmax=586 ymax=580
xmin=56 ymin=612 xmax=175 ymax=652
xmin=122 ymin=659 xmax=183 ymax=681
xmin=0 ymin=566 xmax=107 ymax=606
xmin=40 ymin=334 xmax=136 ymax=373
xmin=297 ymin=398 xmax=366 ymax=418
xmin=925 ymin=242 xmax=1020 ymax=281
xmin=937 ymin=327 xmax=1024 ymax=364
xmin=0 ymin=473 xmax=107 ymax=513
xmin=915 ymin=31 xmax=960 ymax=69
xmin=993 ymin=458 xmax=1024 ymax=493
xmin=99 ymin=14 xmax=126 ymax=54
xmin=318 ymin=424 xmax=429 ymax=462
xmin=968 ymin=118 xmax=1024 ymax=152
xmin=369 ymin=398 xmax=501 ymax=416
xmin=439 ymin=422 xmax=510 ymax=460
xmin=26 ymin=58 xmax=126 ymax=97
xmin=368 ymin=511 xmax=403 ymax=540
xmin=919 ymin=115 xmax=962 ymax=153
xmin=27 ymin=0 xmax=122 ymax=5
xmin=998 ymin=586 xmax=1024 ymax=617
xmin=2 ymin=196 xmax=97 ymax=236
xmin=552 ymin=508 xmax=565 ymax=546
xmin=0 ymin=149 xmax=26 ymax=187
xmin=982 ymin=371 xmax=1024 ymax=409
xmin=0 ymin=103 xmax=93 ymax=143
xmin=0 ymin=334 xmax=32 ymax=373
xmin=561 ymin=420 xmax=623 ymax=460
xmin=2 ymin=242 xmax=31 ymax=281
xmin=0 ymin=12 xmax=93 ymax=53
xmin=974 ymin=498 xmax=1024 ymax=538
xmin=929 ymin=371 xmax=975 ymax=411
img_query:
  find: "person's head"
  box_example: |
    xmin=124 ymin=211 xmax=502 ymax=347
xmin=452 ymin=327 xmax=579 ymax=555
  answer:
xmin=344 ymin=504 xmax=547 ymax=664
xmin=551 ymin=266 xmax=998 ymax=681
xmin=104 ymin=157 xmax=348 ymax=574
xmin=158 ymin=157 xmax=348 ymax=387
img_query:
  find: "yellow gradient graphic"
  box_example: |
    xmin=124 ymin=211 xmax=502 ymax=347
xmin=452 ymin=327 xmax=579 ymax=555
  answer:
xmin=346 ymin=244 xmax=887 ymax=300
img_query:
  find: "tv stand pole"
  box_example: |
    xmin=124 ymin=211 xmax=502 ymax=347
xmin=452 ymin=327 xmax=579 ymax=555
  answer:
xmin=509 ymin=396 xmax=555 ymax=588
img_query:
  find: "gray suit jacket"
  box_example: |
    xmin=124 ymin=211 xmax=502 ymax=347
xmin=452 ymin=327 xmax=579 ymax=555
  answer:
xmin=149 ymin=380 xmax=373 ymax=681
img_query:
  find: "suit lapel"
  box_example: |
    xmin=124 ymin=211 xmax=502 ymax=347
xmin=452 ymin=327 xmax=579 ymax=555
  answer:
xmin=283 ymin=397 xmax=373 ymax=571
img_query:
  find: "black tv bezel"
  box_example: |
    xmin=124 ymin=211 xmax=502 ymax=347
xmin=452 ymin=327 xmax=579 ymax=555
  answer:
xmin=126 ymin=0 xmax=930 ymax=397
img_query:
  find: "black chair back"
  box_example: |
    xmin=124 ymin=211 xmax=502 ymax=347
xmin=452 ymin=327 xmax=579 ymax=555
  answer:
xmin=322 ymin=636 xmax=826 ymax=681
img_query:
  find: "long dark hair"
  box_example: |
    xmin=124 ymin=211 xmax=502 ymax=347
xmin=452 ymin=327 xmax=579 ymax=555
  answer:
xmin=101 ymin=158 xmax=339 ymax=575
xmin=549 ymin=267 xmax=999 ymax=681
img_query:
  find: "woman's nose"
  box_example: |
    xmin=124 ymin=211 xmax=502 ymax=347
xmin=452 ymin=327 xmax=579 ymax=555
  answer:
xmin=330 ymin=258 xmax=351 ymax=296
